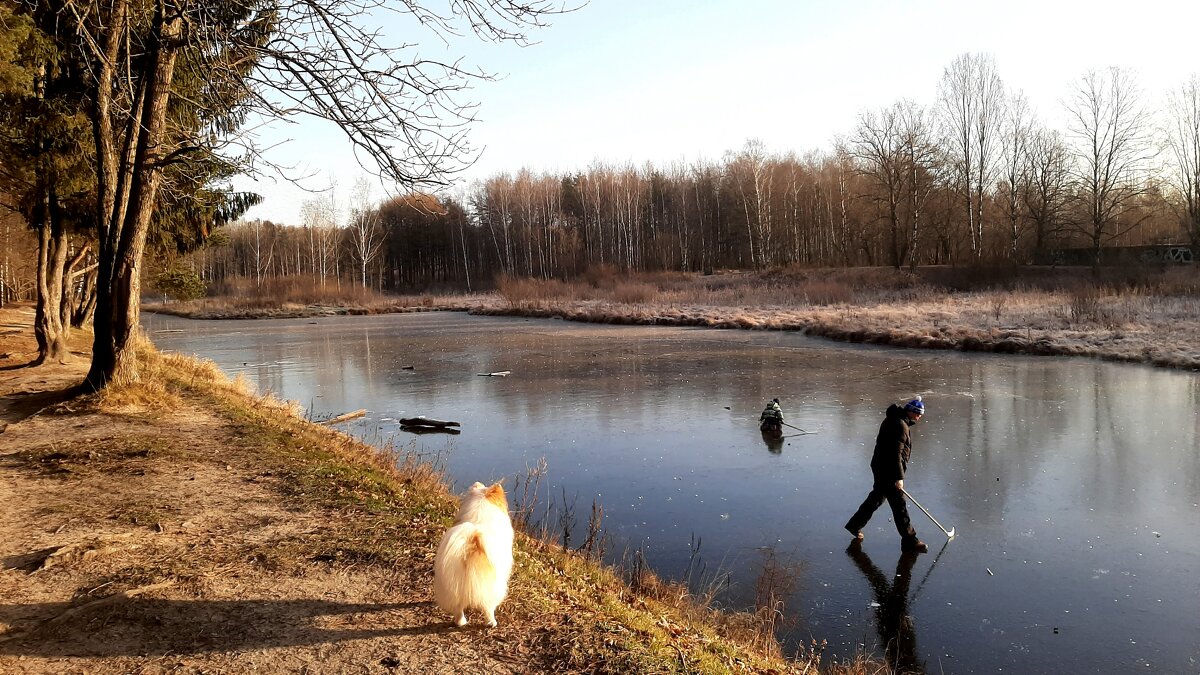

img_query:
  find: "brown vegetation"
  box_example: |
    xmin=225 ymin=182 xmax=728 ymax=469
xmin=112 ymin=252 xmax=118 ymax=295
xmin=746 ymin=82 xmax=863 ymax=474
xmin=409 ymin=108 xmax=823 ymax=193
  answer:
xmin=158 ymin=266 xmax=1200 ymax=371
xmin=147 ymin=275 xmax=483 ymax=319
xmin=483 ymin=267 xmax=1200 ymax=370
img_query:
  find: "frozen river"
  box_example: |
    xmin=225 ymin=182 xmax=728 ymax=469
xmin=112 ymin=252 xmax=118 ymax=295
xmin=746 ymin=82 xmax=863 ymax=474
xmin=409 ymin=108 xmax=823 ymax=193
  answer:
xmin=145 ymin=311 xmax=1200 ymax=673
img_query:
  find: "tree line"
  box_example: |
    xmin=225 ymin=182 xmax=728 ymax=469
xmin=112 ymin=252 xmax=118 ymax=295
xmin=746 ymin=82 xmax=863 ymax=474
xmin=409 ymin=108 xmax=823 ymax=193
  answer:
xmin=194 ymin=56 xmax=1199 ymax=292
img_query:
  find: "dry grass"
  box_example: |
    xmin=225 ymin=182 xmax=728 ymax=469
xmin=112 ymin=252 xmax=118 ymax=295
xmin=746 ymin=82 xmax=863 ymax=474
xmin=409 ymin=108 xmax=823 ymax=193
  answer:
xmin=472 ymin=267 xmax=1200 ymax=371
xmin=146 ymin=288 xmax=483 ymax=320
xmin=208 ymin=275 xmax=381 ymax=306
xmin=145 ymin=352 xmax=448 ymax=509
xmin=495 ymin=275 xmax=581 ymax=308
xmin=149 ymin=273 xmax=480 ymax=319
xmin=495 ymin=266 xmax=987 ymax=310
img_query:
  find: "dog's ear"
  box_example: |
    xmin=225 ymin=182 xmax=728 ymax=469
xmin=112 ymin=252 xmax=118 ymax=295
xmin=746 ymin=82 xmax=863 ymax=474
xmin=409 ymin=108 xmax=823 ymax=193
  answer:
xmin=484 ymin=482 xmax=507 ymax=508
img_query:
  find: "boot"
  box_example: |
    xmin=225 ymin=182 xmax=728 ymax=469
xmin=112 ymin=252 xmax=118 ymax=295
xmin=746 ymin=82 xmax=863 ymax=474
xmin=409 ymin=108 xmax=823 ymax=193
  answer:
xmin=901 ymin=538 xmax=928 ymax=553
xmin=845 ymin=524 xmax=864 ymax=540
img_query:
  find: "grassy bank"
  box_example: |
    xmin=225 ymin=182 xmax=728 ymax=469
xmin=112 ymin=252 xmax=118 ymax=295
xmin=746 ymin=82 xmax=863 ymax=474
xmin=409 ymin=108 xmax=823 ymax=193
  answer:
xmin=151 ymin=266 xmax=1200 ymax=370
xmin=0 ymin=307 xmax=880 ymax=674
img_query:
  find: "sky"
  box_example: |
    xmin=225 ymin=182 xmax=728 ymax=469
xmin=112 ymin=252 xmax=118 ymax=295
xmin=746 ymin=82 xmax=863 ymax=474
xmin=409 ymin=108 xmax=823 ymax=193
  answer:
xmin=232 ymin=0 xmax=1200 ymax=225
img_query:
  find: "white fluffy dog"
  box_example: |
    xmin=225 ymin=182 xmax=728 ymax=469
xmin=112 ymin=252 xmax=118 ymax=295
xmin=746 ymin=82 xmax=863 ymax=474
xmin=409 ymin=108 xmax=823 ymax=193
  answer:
xmin=433 ymin=481 xmax=514 ymax=627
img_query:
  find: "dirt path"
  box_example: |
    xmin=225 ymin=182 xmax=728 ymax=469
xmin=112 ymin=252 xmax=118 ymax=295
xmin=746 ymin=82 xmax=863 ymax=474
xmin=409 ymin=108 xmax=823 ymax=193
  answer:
xmin=0 ymin=309 xmax=547 ymax=674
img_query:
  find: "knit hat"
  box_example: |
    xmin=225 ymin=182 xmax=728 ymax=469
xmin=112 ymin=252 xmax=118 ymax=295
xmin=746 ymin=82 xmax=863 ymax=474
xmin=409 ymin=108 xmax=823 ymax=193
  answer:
xmin=772 ymin=398 xmax=780 ymax=404
xmin=903 ymin=396 xmax=925 ymax=415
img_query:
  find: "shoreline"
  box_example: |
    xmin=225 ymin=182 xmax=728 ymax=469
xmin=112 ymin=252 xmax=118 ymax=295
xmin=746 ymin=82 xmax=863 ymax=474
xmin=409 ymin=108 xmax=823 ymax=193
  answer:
xmin=147 ymin=286 xmax=1200 ymax=371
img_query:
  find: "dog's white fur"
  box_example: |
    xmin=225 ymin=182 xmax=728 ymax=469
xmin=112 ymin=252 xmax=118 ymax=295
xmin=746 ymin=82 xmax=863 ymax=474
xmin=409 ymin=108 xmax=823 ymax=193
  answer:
xmin=433 ymin=481 xmax=513 ymax=627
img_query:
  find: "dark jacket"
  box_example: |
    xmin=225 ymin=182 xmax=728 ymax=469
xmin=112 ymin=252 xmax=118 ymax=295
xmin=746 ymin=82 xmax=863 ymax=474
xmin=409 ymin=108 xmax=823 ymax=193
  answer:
xmin=870 ymin=404 xmax=913 ymax=484
xmin=759 ymin=401 xmax=783 ymax=424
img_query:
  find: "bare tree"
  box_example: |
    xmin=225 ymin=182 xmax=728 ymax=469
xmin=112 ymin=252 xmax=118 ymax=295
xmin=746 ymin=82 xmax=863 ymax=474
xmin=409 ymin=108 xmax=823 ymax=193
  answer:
xmin=611 ymin=164 xmax=644 ymax=271
xmin=1064 ymin=67 xmax=1158 ymax=266
xmin=823 ymin=145 xmax=860 ymax=266
xmin=477 ymin=173 xmax=515 ymax=273
xmin=850 ymin=107 xmax=905 ymax=267
xmin=348 ymin=178 xmax=384 ymax=288
xmin=1165 ymin=74 xmax=1200 ymax=248
xmin=301 ymin=193 xmax=341 ymax=286
xmin=1022 ymin=127 xmax=1071 ymax=257
xmin=998 ymin=90 xmax=1033 ymax=261
xmin=248 ymin=219 xmax=276 ymax=285
xmin=726 ymin=139 xmax=773 ymax=269
xmin=938 ymin=53 xmax=1005 ymax=258
xmin=896 ymin=101 xmax=941 ymax=269
xmin=850 ymin=102 xmax=937 ymax=268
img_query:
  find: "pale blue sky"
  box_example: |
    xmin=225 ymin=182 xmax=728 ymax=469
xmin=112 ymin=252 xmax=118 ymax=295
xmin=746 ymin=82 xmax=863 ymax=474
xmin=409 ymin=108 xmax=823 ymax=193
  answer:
xmin=233 ymin=0 xmax=1200 ymax=224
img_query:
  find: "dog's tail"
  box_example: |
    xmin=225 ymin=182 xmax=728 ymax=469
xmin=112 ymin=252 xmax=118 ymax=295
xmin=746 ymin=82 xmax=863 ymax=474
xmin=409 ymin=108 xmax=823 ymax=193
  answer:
xmin=464 ymin=529 xmax=497 ymax=585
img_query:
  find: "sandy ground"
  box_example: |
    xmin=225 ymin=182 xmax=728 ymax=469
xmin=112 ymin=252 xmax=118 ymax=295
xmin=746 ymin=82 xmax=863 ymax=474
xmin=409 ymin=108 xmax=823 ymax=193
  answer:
xmin=0 ymin=307 xmax=550 ymax=674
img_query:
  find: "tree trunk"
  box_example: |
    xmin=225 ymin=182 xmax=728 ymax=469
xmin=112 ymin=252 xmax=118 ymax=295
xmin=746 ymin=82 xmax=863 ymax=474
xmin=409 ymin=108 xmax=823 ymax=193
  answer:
xmin=86 ymin=5 xmax=181 ymax=390
xmin=72 ymin=268 xmax=98 ymax=328
xmin=34 ymin=192 xmax=70 ymax=365
xmin=62 ymin=247 xmax=91 ymax=330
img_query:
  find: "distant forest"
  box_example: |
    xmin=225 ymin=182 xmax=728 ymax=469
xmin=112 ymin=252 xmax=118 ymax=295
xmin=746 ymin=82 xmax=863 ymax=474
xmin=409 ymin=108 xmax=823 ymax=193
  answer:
xmin=5 ymin=55 xmax=1200 ymax=302
xmin=193 ymin=57 xmax=1200 ymax=293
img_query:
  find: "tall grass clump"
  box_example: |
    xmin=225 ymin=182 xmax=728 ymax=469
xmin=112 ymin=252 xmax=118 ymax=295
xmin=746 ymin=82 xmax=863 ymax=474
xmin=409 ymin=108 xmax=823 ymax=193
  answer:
xmin=612 ymin=281 xmax=658 ymax=304
xmin=578 ymin=263 xmax=622 ymax=289
xmin=496 ymin=275 xmax=576 ymax=307
xmin=798 ymin=278 xmax=855 ymax=305
xmin=1154 ymin=266 xmax=1200 ymax=296
xmin=1068 ymin=284 xmax=1103 ymax=324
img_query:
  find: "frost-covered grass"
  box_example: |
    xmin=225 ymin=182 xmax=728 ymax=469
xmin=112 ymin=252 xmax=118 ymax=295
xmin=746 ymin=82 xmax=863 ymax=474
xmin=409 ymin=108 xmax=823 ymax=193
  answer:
xmin=483 ymin=267 xmax=1200 ymax=370
xmin=149 ymin=266 xmax=1200 ymax=370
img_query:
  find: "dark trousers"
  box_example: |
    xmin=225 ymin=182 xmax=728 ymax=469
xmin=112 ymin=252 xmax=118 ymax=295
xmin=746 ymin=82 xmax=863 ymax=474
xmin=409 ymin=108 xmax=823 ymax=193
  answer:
xmin=846 ymin=480 xmax=918 ymax=544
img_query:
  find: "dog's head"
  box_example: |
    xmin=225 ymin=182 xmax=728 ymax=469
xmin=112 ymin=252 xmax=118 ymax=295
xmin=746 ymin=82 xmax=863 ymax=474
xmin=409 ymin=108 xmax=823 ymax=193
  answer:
xmin=466 ymin=481 xmax=507 ymax=510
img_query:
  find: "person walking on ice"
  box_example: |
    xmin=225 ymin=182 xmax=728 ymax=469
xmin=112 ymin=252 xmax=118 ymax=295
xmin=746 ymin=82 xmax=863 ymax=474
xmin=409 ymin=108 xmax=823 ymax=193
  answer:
xmin=844 ymin=396 xmax=928 ymax=553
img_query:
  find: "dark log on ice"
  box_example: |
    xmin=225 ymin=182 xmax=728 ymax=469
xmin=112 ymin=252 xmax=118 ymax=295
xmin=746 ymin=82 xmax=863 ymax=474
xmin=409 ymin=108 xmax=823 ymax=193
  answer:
xmin=400 ymin=425 xmax=462 ymax=435
xmin=397 ymin=416 xmax=461 ymax=428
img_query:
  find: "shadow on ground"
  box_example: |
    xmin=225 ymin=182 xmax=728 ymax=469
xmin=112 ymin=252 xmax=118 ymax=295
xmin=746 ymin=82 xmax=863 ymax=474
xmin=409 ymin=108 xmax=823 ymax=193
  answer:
xmin=0 ymin=598 xmax=453 ymax=657
xmin=0 ymin=384 xmax=81 ymax=426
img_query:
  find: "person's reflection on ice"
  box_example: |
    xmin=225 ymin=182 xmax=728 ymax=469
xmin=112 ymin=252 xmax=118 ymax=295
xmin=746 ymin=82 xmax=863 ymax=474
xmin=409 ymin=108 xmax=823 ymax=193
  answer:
xmin=761 ymin=429 xmax=784 ymax=453
xmin=846 ymin=540 xmax=924 ymax=674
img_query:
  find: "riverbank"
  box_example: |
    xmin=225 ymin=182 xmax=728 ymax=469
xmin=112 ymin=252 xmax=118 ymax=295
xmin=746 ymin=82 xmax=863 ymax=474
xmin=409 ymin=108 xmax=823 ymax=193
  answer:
xmin=149 ymin=267 xmax=1200 ymax=370
xmin=0 ymin=306 xmax=856 ymax=674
